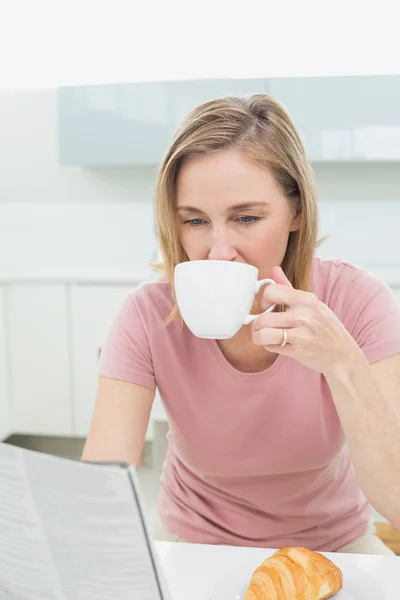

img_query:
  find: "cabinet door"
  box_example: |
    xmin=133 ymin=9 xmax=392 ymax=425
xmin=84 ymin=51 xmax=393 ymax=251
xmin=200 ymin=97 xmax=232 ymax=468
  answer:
xmin=392 ymin=288 xmax=400 ymax=309
xmin=70 ymin=284 xmax=167 ymax=440
xmin=58 ymin=78 xmax=267 ymax=166
xmin=58 ymin=82 xmax=174 ymax=165
xmin=6 ymin=284 xmax=73 ymax=436
xmin=268 ymin=75 xmax=400 ymax=161
xmin=170 ymin=78 xmax=266 ymax=130
xmin=70 ymin=284 xmax=135 ymax=437
xmin=0 ymin=286 xmax=11 ymax=441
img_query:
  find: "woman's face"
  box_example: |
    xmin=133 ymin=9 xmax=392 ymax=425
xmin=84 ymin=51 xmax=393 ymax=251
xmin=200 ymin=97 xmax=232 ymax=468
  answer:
xmin=176 ymin=150 xmax=301 ymax=280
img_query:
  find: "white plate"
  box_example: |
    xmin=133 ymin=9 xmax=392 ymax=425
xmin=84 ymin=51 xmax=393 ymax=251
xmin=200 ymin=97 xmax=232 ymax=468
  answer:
xmin=208 ymin=561 xmax=385 ymax=600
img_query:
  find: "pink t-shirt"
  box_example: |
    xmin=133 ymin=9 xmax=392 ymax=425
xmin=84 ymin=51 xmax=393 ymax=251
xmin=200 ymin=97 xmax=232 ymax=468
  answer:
xmin=99 ymin=257 xmax=400 ymax=551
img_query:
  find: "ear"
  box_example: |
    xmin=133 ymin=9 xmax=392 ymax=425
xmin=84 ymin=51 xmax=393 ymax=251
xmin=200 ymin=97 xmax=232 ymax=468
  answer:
xmin=289 ymin=198 xmax=302 ymax=232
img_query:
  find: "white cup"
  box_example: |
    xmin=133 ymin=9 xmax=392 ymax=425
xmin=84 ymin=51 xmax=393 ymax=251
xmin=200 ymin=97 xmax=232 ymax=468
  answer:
xmin=174 ymin=260 xmax=276 ymax=339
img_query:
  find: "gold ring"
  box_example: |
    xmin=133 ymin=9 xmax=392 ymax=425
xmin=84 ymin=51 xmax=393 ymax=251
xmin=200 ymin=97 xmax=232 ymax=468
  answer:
xmin=280 ymin=328 xmax=288 ymax=347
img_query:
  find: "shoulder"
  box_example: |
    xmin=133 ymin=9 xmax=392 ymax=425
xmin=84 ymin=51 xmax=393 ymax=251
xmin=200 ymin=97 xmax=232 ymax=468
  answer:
xmin=121 ymin=278 xmax=175 ymax=326
xmin=311 ymin=256 xmax=390 ymax=307
xmin=312 ymin=256 xmax=371 ymax=286
xmin=311 ymin=257 xmax=399 ymax=344
xmin=101 ymin=277 xmax=176 ymax=354
xmin=131 ymin=278 xmax=174 ymax=307
xmin=120 ymin=279 xmax=174 ymax=318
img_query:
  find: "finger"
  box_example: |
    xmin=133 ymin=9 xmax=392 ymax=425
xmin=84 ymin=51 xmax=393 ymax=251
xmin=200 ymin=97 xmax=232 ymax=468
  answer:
xmin=263 ymin=342 xmax=297 ymax=358
xmin=261 ymin=284 xmax=300 ymax=309
xmin=270 ymin=266 xmax=293 ymax=288
xmin=252 ymin=327 xmax=295 ymax=347
xmin=261 ymin=284 xmax=312 ymax=310
xmin=251 ymin=310 xmax=299 ymax=332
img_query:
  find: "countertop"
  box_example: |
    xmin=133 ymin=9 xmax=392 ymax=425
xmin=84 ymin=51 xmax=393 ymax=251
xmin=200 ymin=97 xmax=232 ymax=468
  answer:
xmin=156 ymin=541 xmax=400 ymax=600
xmin=0 ymin=267 xmax=157 ymax=284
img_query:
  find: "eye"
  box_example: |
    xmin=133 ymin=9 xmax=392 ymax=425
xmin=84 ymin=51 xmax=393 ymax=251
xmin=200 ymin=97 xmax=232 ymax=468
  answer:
xmin=236 ymin=216 xmax=262 ymax=224
xmin=184 ymin=218 xmax=206 ymax=227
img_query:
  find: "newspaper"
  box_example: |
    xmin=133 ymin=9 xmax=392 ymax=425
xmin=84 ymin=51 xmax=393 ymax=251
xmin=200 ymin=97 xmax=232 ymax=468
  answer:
xmin=0 ymin=442 xmax=171 ymax=600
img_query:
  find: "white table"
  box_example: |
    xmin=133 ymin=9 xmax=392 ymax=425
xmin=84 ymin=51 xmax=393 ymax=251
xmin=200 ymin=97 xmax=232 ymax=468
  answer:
xmin=156 ymin=541 xmax=400 ymax=600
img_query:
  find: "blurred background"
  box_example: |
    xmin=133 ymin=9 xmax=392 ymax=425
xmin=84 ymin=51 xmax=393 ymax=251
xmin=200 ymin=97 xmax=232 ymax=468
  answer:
xmin=1 ymin=71 xmax=400 ymax=551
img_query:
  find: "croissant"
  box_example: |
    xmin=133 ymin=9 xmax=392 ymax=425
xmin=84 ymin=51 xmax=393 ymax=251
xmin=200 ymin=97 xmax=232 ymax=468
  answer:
xmin=244 ymin=546 xmax=343 ymax=600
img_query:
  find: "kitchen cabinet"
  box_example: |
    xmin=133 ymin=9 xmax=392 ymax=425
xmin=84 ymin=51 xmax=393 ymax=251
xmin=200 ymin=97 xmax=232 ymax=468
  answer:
xmin=58 ymin=78 xmax=266 ymax=166
xmin=69 ymin=283 xmax=135 ymax=437
xmin=0 ymin=286 xmax=11 ymax=441
xmin=393 ymin=288 xmax=400 ymax=308
xmin=69 ymin=283 xmax=167 ymax=441
xmin=58 ymin=82 xmax=175 ymax=165
xmin=58 ymin=74 xmax=400 ymax=165
xmin=2 ymin=277 xmax=398 ymax=442
xmin=5 ymin=284 xmax=73 ymax=436
xmin=169 ymin=78 xmax=266 ymax=130
xmin=268 ymin=75 xmax=400 ymax=161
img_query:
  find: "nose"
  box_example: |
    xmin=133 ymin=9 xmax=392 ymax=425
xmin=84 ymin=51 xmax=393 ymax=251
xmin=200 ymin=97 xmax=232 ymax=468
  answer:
xmin=208 ymin=228 xmax=238 ymax=261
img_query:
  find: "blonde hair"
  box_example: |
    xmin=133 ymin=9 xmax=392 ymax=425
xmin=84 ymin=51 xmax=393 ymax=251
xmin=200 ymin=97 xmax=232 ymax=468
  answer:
xmin=154 ymin=94 xmax=319 ymax=322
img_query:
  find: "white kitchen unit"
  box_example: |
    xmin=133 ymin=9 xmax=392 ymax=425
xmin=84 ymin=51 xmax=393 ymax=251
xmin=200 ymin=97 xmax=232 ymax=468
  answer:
xmin=58 ymin=82 xmax=175 ymax=165
xmin=268 ymin=75 xmax=400 ymax=161
xmin=69 ymin=283 xmax=135 ymax=437
xmin=58 ymin=75 xmax=400 ymax=166
xmin=69 ymin=283 xmax=167 ymax=441
xmin=1 ymin=274 xmax=398 ymax=442
xmin=393 ymin=288 xmax=400 ymax=308
xmin=5 ymin=284 xmax=73 ymax=436
xmin=0 ymin=286 xmax=11 ymax=441
xmin=168 ymin=78 xmax=266 ymax=131
xmin=58 ymin=78 xmax=266 ymax=165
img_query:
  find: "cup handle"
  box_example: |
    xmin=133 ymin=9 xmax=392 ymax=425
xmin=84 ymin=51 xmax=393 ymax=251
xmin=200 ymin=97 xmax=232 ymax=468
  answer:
xmin=243 ymin=278 xmax=277 ymax=325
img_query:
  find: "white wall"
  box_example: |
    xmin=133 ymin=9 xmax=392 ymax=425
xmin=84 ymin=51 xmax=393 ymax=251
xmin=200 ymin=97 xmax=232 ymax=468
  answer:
xmin=314 ymin=163 xmax=400 ymax=269
xmin=1 ymin=89 xmax=400 ymax=275
xmin=0 ymin=90 xmax=157 ymax=204
xmin=0 ymin=90 xmax=158 ymax=275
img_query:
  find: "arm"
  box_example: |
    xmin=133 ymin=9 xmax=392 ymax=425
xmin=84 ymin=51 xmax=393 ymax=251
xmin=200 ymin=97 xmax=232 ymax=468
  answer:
xmin=84 ymin=288 xmax=158 ymax=466
xmin=324 ymin=352 xmax=400 ymax=530
xmin=252 ymin=266 xmax=400 ymax=529
xmin=82 ymin=376 xmax=155 ymax=467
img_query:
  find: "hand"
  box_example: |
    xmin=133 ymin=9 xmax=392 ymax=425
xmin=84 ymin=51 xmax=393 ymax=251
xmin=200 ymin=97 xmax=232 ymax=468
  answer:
xmin=251 ymin=266 xmax=363 ymax=376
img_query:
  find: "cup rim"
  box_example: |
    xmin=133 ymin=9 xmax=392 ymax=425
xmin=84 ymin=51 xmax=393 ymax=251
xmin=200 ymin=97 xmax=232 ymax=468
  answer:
xmin=174 ymin=259 xmax=258 ymax=274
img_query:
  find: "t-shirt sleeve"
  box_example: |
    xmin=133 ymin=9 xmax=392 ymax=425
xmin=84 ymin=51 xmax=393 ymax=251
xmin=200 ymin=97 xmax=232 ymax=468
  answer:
xmin=340 ymin=269 xmax=400 ymax=364
xmin=98 ymin=291 xmax=156 ymax=389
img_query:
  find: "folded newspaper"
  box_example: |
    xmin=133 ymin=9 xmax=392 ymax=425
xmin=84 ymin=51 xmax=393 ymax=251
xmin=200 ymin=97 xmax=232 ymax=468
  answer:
xmin=0 ymin=442 xmax=171 ymax=600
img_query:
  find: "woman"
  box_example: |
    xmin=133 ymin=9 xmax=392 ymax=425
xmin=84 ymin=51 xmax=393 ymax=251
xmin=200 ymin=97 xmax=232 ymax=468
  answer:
xmin=82 ymin=94 xmax=400 ymax=555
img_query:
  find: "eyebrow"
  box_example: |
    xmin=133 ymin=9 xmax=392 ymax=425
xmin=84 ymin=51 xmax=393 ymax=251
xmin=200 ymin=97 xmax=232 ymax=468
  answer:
xmin=177 ymin=202 xmax=269 ymax=214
